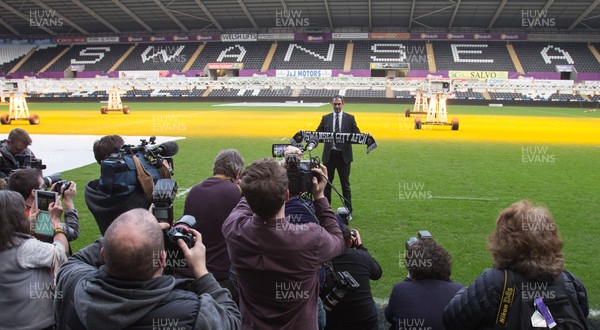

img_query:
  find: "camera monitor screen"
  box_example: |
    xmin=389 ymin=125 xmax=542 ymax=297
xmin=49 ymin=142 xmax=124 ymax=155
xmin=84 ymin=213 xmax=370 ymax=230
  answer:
xmin=35 ymin=190 xmax=57 ymax=211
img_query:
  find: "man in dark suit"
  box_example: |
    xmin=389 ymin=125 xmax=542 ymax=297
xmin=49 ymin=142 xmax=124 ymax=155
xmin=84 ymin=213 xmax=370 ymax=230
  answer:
xmin=316 ymin=95 xmax=361 ymax=213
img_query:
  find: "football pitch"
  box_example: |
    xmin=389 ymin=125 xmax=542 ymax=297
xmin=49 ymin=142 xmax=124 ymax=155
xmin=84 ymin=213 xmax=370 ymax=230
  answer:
xmin=2 ymin=101 xmax=599 ymax=311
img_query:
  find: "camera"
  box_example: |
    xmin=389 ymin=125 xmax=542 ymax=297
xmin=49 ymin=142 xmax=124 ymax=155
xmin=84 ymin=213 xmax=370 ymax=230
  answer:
xmin=337 ymin=207 xmax=352 ymax=224
xmin=322 ymin=266 xmax=360 ymax=312
xmin=14 ymin=154 xmax=46 ymax=171
xmin=99 ymin=136 xmax=178 ymax=196
xmin=285 ymin=152 xmax=320 ymax=196
xmin=152 ymin=179 xmax=177 ymax=226
xmin=161 ymin=215 xmax=196 ymax=275
xmin=52 ymin=180 xmax=72 ymax=195
xmin=405 ymin=230 xmax=433 ymax=250
xmin=42 ymin=173 xmax=61 ymax=188
xmin=165 ymin=215 xmax=197 ymax=249
xmin=40 ymin=173 xmax=71 ymax=195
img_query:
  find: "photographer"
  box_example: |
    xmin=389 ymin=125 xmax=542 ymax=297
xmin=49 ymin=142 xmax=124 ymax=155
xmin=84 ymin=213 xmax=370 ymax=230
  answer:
xmin=85 ymin=135 xmax=173 ymax=235
xmin=0 ymin=128 xmax=36 ymax=178
xmin=222 ymin=158 xmax=345 ymax=329
xmin=385 ymin=234 xmax=463 ymax=330
xmin=54 ymin=208 xmax=241 ymax=329
xmin=0 ymin=190 xmax=68 ymax=330
xmin=8 ymin=168 xmax=80 ymax=243
xmin=182 ymin=149 xmax=244 ymax=302
xmin=323 ymin=227 xmax=382 ymax=330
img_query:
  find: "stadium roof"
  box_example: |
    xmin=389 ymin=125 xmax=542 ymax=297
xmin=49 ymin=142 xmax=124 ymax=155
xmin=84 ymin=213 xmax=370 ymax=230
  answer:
xmin=0 ymin=0 xmax=599 ymax=37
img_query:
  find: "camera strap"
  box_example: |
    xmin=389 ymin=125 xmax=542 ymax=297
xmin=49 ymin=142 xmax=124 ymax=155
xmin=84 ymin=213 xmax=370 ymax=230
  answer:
xmin=495 ymin=270 xmax=517 ymax=328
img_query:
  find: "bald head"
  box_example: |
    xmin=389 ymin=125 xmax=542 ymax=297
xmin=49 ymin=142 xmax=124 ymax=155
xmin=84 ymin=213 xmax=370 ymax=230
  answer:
xmin=103 ymin=208 xmax=165 ymax=280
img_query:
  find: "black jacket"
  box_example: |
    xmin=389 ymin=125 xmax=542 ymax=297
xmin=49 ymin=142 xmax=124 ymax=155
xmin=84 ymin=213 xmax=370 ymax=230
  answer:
xmin=84 ymin=179 xmax=151 ymax=236
xmin=325 ymin=245 xmax=382 ymax=330
xmin=316 ymin=112 xmax=361 ymax=164
xmin=442 ymin=268 xmax=589 ymax=330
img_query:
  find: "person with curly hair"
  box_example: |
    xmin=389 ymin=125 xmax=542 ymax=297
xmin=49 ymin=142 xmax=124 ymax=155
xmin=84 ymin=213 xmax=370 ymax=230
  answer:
xmin=385 ymin=235 xmax=463 ymax=329
xmin=443 ymin=200 xmax=589 ymax=329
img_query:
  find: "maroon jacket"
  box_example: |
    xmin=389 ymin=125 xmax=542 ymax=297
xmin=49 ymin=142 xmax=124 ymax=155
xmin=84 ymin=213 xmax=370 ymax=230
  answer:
xmin=222 ymin=197 xmax=344 ymax=329
xmin=183 ymin=177 xmax=242 ymax=281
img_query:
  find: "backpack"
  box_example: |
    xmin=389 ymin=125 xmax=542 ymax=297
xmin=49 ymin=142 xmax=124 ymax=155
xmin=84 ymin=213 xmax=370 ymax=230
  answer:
xmin=495 ymin=269 xmax=588 ymax=330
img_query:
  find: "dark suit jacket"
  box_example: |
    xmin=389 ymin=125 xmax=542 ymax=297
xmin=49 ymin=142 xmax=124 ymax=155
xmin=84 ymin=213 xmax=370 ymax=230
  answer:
xmin=316 ymin=112 xmax=361 ymax=164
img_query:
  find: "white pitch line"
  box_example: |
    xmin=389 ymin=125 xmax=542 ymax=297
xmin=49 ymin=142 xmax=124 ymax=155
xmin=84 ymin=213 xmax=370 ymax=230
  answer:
xmin=432 ymin=196 xmax=499 ymax=201
xmin=176 ymin=188 xmax=191 ymax=199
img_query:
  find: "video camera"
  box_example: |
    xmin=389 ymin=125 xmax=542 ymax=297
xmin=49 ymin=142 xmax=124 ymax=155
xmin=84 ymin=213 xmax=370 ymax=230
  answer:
xmin=99 ymin=136 xmax=178 ymax=196
xmin=405 ymin=230 xmax=433 ymax=250
xmin=271 ymin=144 xmax=321 ymax=196
xmin=121 ymin=136 xmax=178 ymax=174
xmin=109 ymin=136 xmax=178 ymax=174
xmin=285 ymin=152 xmax=320 ymax=196
xmin=14 ymin=154 xmax=46 ymax=171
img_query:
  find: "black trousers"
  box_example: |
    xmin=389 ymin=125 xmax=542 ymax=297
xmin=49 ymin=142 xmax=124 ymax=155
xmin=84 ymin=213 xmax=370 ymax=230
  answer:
xmin=324 ymin=150 xmax=352 ymax=212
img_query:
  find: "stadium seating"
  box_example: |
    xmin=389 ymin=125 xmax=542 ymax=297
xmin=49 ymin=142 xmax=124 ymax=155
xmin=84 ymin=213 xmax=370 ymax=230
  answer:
xmin=46 ymin=44 xmax=131 ymax=72
xmin=298 ymin=89 xmax=340 ymax=97
xmin=15 ymin=45 xmax=69 ymax=73
xmin=512 ymin=42 xmax=600 ymax=73
xmin=258 ymin=87 xmax=292 ymax=97
xmin=0 ymin=45 xmax=37 ymax=73
xmin=124 ymin=88 xmax=153 ymax=97
xmin=488 ymin=92 xmax=531 ymax=101
xmin=547 ymin=93 xmax=586 ymax=102
xmin=433 ymin=42 xmax=516 ymax=71
xmin=393 ymin=90 xmax=413 ymax=99
xmin=453 ymin=91 xmax=485 ymax=100
xmin=268 ymin=41 xmax=347 ymax=70
xmin=189 ymin=42 xmax=272 ymax=71
xmin=345 ymin=89 xmax=386 ymax=98
xmin=116 ymin=43 xmax=198 ymax=71
xmin=208 ymin=88 xmax=244 ymax=97
xmin=351 ymin=40 xmax=429 ymax=70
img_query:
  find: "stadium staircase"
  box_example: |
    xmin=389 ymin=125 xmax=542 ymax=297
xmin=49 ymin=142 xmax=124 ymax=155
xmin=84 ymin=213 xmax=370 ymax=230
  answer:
xmin=8 ymin=47 xmax=37 ymax=74
xmin=426 ymin=43 xmax=436 ymax=72
xmin=482 ymin=91 xmax=492 ymax=100
xmin=202 ymin=87 xmax=212 ymax=97
xmin=261 ymin=43 xmax=278 ymax=72
xmin=588 ymin=44 xmax=600 ymax=63
xmin=110 ymin=44 xmax=137 ymax=72
xmin=581 ymin=94 xmax=591 ymax=102
xmin=344 ymin=42 xmax=353 ymax=72
xmin=183 ymin=44 xmax=205 ymax=72
xmin=506 ymin=43 xmax=525 ymax=74
xmin=40 ymin=45 xmax=72 ymax=73
xmin=386 ymin=86 xmax=393 ymax=98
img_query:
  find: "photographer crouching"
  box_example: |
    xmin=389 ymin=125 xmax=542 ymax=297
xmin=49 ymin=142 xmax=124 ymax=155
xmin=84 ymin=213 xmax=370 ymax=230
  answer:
xmin=321 ymin=226 xmax=382 ymax=330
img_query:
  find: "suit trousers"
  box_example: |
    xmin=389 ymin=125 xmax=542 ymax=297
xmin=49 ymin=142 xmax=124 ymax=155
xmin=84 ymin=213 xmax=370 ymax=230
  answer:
xmin=324 ymin=149 xmax=352 ymax=212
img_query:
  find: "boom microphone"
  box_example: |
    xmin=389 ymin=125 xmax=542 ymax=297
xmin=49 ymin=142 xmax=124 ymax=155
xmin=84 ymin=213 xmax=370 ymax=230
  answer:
xmin=154 ymin=141 xmax=179 ymax=157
